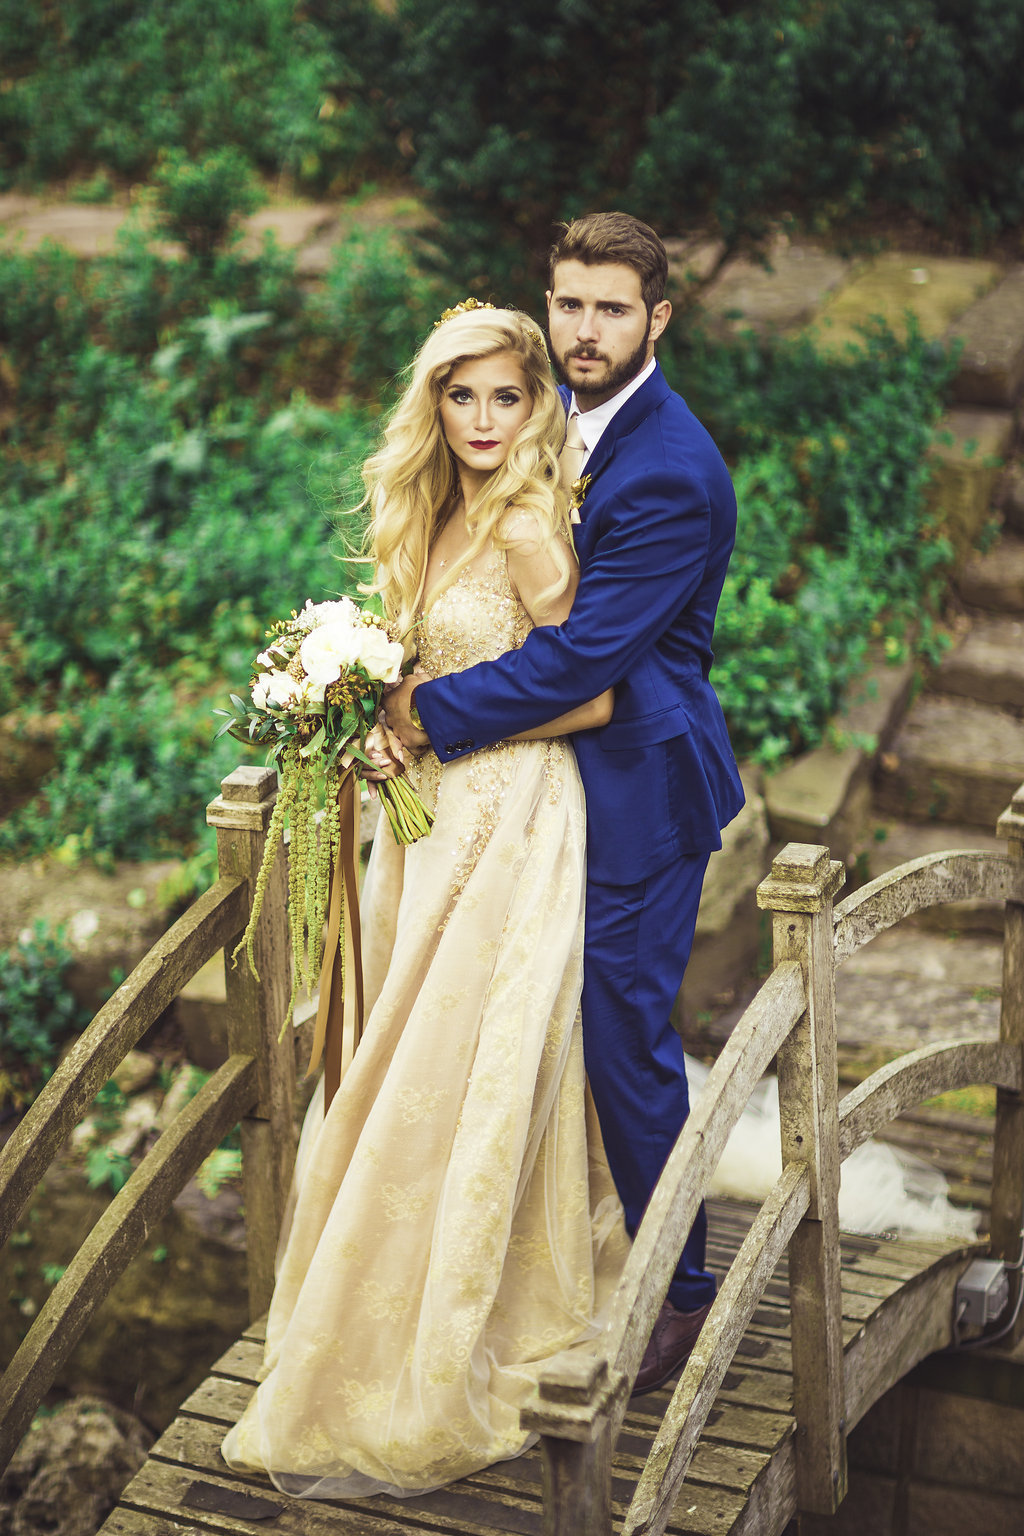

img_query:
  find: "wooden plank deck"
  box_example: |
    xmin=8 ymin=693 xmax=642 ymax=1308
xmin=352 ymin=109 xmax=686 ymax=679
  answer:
xmin=98 ymin=1197 xmax=980 ymax=1536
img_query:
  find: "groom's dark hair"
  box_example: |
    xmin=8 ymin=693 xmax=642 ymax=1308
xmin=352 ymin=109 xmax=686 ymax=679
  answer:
xmin=548 ymin=212 xmax=669 ymax=318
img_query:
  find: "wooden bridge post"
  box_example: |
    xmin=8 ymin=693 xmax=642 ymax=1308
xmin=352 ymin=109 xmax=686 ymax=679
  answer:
xmin=757 ymin=842 xmax=847 ymax=1516
xmin=207 ymin=766 xmax=297 ymax=1319
xmin=522 ymin=1356 xmax=623 ymax=1536
xmin=991 ymin=783 xmax=1024 ymax=1342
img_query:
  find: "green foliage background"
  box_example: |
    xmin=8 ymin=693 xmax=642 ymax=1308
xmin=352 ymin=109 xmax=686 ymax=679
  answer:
xmin=0 ymin=0 xmax=998 ymax=872
xmin=312 ymin=0 xmax=1024 ymax=300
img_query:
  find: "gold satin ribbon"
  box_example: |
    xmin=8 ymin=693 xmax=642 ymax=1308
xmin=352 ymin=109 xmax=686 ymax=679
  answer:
xmin=305 ymin=768 xmax=365 ymax=1113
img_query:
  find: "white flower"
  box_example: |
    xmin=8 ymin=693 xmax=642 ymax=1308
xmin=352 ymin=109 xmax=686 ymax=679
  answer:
xmin=297 ymin=596 xmax=358 ymax=634
xmin=252 ymin=669 xmax=303 ymax=712
xmin=302 ymin=674 xmax=326 ymax=708
xmin=300 ymin=621 xmax=362 ymax=686
xmin=352 ymin=625 xmax=404 ymax=684
xmin=256 ymin=643 xmax=289 ymax=668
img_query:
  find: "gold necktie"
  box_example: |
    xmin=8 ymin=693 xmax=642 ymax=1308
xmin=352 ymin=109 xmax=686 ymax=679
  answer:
xmin=558 ymin=413 xmax=586 ymax=494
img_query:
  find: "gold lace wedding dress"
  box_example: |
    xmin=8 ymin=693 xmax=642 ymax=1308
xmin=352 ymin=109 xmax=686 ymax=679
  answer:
xmin=221 ymin=549 xmax=630 ymax=1498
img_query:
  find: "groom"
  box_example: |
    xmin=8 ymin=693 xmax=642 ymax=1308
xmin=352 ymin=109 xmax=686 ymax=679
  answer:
xmin=387 ymin=212 xmax=744 ymax=1393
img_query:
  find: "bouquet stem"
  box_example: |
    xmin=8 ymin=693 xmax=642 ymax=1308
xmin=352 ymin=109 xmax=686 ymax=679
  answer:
xmin=379 ymin=776 xmax=434 ymax=845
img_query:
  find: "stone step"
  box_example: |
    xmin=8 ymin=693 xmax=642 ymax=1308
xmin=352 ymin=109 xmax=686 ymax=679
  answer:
xmin=957 ymin=531 xmax=1024 ymax=613
xmin=1002 ymin=464 xmax=1024 ymax=536
xmin=873 ymin=694 xmax=1024 ymax=829
xmin=850 ymin=818 xmax=1007 ymax=935
xmin=698 ymin=237 xmax=851 ymax=336
xmin=933 ymin=614 xmax=1024 ymax=714
xmin=947 ymin=264 xmax=1024 ymax=408
xmin=928 ymin=408 xmax=1017 ymax=560
xmin=810 ymin=252 xmax=1001 ymax=353
xmin=834 ymin=925 xmax=1003 ymax=1054
xmin=763 ymin=651 xmax=916 ymax=866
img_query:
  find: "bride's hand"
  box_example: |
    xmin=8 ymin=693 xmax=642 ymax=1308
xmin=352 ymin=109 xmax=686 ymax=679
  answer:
xmin=360 ymin=722 xmax=405 ymax=791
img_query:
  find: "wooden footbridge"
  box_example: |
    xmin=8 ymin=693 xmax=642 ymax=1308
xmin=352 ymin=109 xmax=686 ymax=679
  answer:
xmin=2 ymin=769 xmax=1023 ymax=1536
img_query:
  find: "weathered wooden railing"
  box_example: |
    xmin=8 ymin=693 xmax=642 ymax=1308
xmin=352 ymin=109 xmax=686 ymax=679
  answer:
xmin=3 ymin=767 xmax=1023 ymax=1534
xmin=525 ymin=781 xmax=1024 ymax=1536
xmin=0 ymin=765 xmax=298 ymax=1472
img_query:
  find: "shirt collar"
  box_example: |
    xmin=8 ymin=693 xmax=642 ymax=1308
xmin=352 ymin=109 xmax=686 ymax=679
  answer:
xmin=569 ymin=356 xmax=657 ymax=463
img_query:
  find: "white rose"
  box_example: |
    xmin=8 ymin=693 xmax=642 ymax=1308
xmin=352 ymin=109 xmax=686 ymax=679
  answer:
xmin=299 ymin=596 xmax=358 ymax=633
xmin=254 ymin=669 xmax=303 ymax=711
xmin=299 ymin=620 xmax=361 ymax=686
xmin=256 ymin=643 xmax=289 ymax=668
xmin=301 ymin=674 xmax=326 ymax=708
xmin=352 ymin=625 xmax=404 ymax=684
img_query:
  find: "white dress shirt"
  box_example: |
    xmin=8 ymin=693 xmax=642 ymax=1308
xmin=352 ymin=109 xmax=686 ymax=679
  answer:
xmin=568 ymin=356 xmax=657 ymax=470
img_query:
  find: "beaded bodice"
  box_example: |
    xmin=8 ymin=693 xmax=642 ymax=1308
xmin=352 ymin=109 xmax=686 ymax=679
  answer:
xmin=417 ymin=548 xmax=532 ymax=680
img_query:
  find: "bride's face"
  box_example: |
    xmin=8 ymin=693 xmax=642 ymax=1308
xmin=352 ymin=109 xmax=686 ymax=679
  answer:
xmin=439 ymin=351 xmax=533 ymax=483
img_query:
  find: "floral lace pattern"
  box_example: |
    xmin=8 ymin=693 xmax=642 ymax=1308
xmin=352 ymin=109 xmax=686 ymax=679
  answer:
xmin=222 ymin=544 xmax=629 ymax=1498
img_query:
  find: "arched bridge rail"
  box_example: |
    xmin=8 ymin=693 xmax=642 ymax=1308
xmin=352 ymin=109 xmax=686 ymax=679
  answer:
xmin=1 ymin=770 xmax=1022 ymax=1536
xmin=523 ymin=785 xmax=1024 ymax=1536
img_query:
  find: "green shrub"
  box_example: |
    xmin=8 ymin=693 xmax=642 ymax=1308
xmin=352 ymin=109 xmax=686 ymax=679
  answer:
xmin=673 ymin=318 xmax=959 ymax=764
xmin=69 ymin=170 xmax=114 ymax=204
xmin=0 ymin=663 xmax=241 ymax=862
xmin=795 ymin=0 xmax=1024 ymax=236
xmin=0 ymin=923 xmax=88 ymax=1110
xmin=313 ymin=0 xmax=1024 ymax=301
xmin=0 ymin=0 xmax=397 ymax=193
xmin=1 ymin=285 xmax=377 ymax=860
xmin=311 ymin=226 xmax=440 ymax=396
xmin=0 ymin=246 xmax=93 ymax=431
xmin=2 ymin=285 xmax=375 ymax=673
xmin=150 ymin=148 xmax=265 ymax=264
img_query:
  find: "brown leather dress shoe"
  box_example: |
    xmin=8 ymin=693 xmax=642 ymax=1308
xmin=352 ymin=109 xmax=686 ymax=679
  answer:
xmin=631 ymin=1299 xmax=713 ymax=1396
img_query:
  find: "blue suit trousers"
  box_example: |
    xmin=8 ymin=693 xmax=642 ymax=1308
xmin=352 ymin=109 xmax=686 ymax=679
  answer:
xmin=582 ymin=851 xmax=716 ymax=1312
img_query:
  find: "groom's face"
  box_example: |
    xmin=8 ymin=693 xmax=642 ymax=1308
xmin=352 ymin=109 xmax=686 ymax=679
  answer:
xmin=546 ymin=260 xmax=670 ymax=408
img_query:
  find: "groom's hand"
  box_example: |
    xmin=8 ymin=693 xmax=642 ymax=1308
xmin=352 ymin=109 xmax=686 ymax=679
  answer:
xmin=384 ymin=673 xmax=431 ymax=751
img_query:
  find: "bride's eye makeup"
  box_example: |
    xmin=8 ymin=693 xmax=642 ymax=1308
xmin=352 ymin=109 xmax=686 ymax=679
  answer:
xmin=445 ymin=388 xmax=524 ymax=407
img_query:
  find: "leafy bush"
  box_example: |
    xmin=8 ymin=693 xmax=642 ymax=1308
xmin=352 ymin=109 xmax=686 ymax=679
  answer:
xmin=0 ymin=665 xmax=245 ymax=862
xmin=0 ymin=247 xmax=93 ymax=433
xmin=794 ymin=0 xmax=1024 ymax=237
xmin=0 ymin=923 xmax=88 ymax=1110
xmin=310 ymin=226 xmax=440 ymax=395
xmin=0 ymin=0 xmax=397 ymax=194
xmin=150 ymin=148 xmax=265 ymax=264
xmin=673 ymin=319 xmax=959 ymax=764
xmin=3 ymin=361 xmax=371 ymax=684
xmin=307 ymin=0 xmax=1024 ymax=302
xmin=1 ymin=235 xmax=380 ymax=862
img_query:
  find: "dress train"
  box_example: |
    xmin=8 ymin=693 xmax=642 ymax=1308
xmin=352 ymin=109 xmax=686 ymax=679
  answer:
xmin=685 ymin=1055 xmax=980 ymax=1241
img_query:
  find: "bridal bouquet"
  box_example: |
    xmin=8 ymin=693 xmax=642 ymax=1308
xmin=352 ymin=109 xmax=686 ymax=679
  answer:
xmin=216 ymin=596 xmax=433 ymax=1033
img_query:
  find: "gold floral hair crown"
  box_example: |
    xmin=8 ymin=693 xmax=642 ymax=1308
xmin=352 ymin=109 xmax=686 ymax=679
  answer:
xmin=433 ymin=297 xmax=495 ymax=327
xmin=433 ymin=296 xmax=544 ymax=346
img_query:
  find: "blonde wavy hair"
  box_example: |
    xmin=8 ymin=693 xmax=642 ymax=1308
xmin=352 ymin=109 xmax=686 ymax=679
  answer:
xmin=363 ymin=307 xmax=570 ymax=640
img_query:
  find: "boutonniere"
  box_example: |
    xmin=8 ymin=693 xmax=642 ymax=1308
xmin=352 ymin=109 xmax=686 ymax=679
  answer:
xmin=568 ymin=473 xmax=592 ymax=524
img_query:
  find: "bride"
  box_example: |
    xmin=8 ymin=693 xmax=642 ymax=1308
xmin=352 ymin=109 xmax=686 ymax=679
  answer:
xmin=221 ymin=303 xmax=631 ymax=1497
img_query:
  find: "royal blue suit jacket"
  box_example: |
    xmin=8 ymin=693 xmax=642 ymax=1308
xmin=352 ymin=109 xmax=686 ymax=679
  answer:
xmin=415 ymin=363 xmax=744 ymax=885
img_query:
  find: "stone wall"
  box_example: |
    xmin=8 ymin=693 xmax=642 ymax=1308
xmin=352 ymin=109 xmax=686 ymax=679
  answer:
xmin=800 ymin=1348 xmax=1024 ymax=1536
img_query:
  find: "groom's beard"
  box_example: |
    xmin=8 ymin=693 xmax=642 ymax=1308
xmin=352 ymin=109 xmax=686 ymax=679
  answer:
xmin=552 ymin=322 xmax=652 ymax=402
